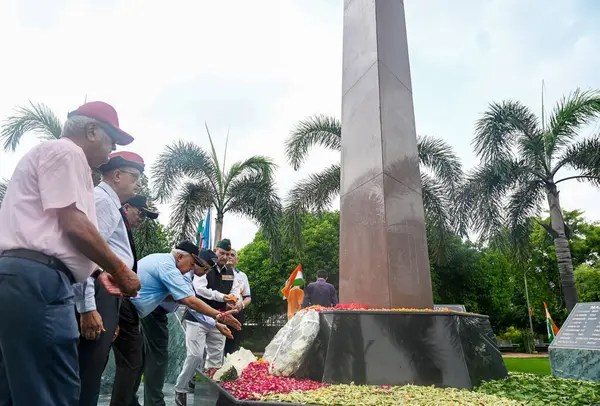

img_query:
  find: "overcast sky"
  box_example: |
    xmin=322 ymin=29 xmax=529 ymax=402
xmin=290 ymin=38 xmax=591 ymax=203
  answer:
xmin=1 ymin=0 xmax=600 ymax=250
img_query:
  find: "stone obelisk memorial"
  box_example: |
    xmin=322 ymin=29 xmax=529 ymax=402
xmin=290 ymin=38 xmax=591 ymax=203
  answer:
xmin=294 ymin=1 xmax=508 ymax=390
xmin=339 ymin=0 xmax=433 ymax=309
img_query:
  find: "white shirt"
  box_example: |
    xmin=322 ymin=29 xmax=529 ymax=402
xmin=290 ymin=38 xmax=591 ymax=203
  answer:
xmin=73 ymin=182 xmax=134 ymax=313
xmin=232 ymin=269 xmax=251 ymax=305
xmin=193 ymin=267 xmax=251 ymax=304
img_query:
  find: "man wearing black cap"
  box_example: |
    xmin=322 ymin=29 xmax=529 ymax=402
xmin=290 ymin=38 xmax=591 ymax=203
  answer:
xmin=175 ymin=239 xmax=239 ymax=386
xmin=0 ymin=101 xmax=140 ymax=406
xmin=130 ymin=242 xmax=240 ymax=406
xmin=110 ymin=194 xmax=158 ymax=406
xmin=73 ymin=151 xmax=145 ymax=406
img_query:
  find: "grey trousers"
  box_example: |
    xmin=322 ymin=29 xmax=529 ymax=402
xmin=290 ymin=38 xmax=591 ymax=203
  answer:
xmin=139 ymin=308 xmax=169 ymax=406
xmin=0 ymin=257 xmax=80 ymax=406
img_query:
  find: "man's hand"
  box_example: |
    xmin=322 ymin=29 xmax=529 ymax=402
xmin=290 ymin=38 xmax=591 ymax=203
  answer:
xmin=111 ymin=266 xmax=141 ymax=297
xmin=81 ymin=310 xmax=105 ymax=341
xmin=216 ymin=323 xmax=233 ymax=339
xmin=223 ymin=295 xmax=237 ymax=306
xmin=97 ymin=272 xmax=125 ymax=297
xmin=219 ymin=309 xmax=241 ymax=331
xmin=112 ymin=325 xmax=120 ymax=342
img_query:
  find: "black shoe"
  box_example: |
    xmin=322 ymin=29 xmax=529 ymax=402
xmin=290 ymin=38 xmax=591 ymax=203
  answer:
xmin=175 ymin=391 xmax=187 ymax=406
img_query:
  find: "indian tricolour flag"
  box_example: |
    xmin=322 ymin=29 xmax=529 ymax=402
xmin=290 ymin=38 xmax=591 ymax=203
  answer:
xmin=544 ymin=302 xmax=560 ymax=343
xmin=280 ymin=264 xmax=304 ymax=300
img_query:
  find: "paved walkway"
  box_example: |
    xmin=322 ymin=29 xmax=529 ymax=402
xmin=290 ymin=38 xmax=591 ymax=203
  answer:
xmin=502 ymin=352 xmax=549 ymax=358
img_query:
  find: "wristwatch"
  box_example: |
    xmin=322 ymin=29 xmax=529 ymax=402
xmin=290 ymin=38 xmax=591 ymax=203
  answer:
xmin=91 ymin=269 xmax=104 ymax=279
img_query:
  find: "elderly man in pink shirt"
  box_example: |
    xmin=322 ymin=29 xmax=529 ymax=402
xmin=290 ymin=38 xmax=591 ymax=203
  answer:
xmin=0 ymin=101 xmax=141 ymax=406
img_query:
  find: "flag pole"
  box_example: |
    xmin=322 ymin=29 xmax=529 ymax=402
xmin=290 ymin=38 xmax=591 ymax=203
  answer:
xmin=524 ymin=270 xmax=535 ymax=338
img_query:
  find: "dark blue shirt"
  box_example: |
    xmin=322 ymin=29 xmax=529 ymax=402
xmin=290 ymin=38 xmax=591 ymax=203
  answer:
xmin=302 ymin=279 xmax=338 ymax=308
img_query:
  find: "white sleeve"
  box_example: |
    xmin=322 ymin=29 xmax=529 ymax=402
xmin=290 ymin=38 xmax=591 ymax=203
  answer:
xmin=242 ymin=273 xmax=251 ymax=297
xmin=193 ymin=275 xmax=225 ymax=302
xmin=73 ymin=277 xmax=97 ymax=313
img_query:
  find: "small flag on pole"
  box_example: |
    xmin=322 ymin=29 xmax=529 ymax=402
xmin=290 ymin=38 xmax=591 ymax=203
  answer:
xmin=196 ymin=218 xmax=205 ymax=247
xmin=544 ymin=302 xmax=560 ymax=343
xmin=201 ymin=208 xmax=212 ymax=249
xmin=280 ymin=264 xmax=304 ymax=300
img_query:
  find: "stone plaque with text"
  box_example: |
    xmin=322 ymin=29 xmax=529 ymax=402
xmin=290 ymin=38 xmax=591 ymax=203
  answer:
xmin=551 ymin=302 xmax=600 ymax=349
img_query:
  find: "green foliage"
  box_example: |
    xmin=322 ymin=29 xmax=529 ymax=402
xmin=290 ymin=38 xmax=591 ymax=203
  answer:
xmin=498 ymin=326 xmax=523 ymax=343
xmin=238 ymin=211 xmax=339 ymax=321
xmin=133 ymin=221 xmax=172 ymax=258
xmin=477 ymin=373 xmax=600 ymax=406
xmin=132 ymin=174 xmax=173 ymax=257
xmin=264 ymin=384 xmax=522 ymax=405
xmin=574 ymin=263 xmax=600 ymax=302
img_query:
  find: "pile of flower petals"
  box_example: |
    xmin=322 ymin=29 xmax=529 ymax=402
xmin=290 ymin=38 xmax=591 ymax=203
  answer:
xmin=302 ymin=303 xmax=474 ymax=314
xmin=212 ymin=360 xmax=329 ymax=400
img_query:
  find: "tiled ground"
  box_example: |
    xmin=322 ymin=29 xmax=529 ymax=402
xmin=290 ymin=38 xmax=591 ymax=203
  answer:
xmin=97 ymin=382 xmax=221 ymax=406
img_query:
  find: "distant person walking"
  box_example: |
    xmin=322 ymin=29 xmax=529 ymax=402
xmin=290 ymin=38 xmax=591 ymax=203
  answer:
xmin=302 ymin=270 xmax=338 ymax=308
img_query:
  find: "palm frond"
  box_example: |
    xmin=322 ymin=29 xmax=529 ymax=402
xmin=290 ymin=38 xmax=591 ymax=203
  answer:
xmin=553 ymin=137 xmax=600 ymax=186
xmin=168 ymin=180 xmax=213 ymax=243
xmin=281 ymin=201 xmax=306 ymax=249
xmin=285 ymin=115 xmax=341 ymax=170
xmin=223 ymin=156 xmax=276 ymax=192
xmin=417 ymin=135 xmax=463 ymax=192
xmin=0 ymin=179 xmax=8 ymax=206
xmin=473 ymin=100 xmax=541 ymax=163
xmin=506 ymin=178 xmax=545 ymax=245
xmin=421 ymin=174 xmax=453 ymax=263
xmin=463 ymin=159 xmax=530 ymax=241
xmin=546 ymin=89 xmax=600 ymax=158
xmin=287 ymin=164 xmax=341 ymax=213
xmin=225 ymin=174 xmax=282 ymax=259
xmin=1 ymin=101 xmax=62 ymax=152
xmin=151 ymin=140 xmax=217 ymax=203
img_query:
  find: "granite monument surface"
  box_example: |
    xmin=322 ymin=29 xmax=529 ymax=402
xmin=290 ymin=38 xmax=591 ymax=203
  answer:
xmin=549 ymin=302 xmax=600 ymax=382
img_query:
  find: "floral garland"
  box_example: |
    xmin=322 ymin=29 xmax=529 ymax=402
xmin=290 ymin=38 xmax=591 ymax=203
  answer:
xmin=304 ymin=303 xmax=473 ymax=313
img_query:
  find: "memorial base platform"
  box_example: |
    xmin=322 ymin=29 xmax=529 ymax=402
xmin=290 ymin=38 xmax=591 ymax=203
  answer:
xmin=295 ymin=310 xmax=507 ymax=390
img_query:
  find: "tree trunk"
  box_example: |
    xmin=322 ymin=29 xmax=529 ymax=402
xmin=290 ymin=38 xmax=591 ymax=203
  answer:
xmin=214 ymin=215 xmax=224 ymax=247
xmin=546 ymin=184 xmax=578 ymax=312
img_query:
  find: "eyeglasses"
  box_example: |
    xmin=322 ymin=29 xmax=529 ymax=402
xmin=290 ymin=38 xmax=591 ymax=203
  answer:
xmin=119 ymin=170 xmax=141 ymax=182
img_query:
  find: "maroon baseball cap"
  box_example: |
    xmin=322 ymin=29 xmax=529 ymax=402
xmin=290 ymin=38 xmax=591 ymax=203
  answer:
xmin=67 ymin=101 xmax=134 ymax=146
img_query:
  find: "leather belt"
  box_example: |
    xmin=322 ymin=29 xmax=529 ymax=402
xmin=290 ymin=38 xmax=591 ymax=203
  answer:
xmin=0 ymin=249 xmax=76 ymax=284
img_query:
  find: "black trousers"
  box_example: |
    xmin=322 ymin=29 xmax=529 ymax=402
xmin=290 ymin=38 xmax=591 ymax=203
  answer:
xmin=110 ymin=299 xmax=143 ymax=406
xmin=224 ymin=311 xmax=245 ymax=356
xmin=139 ymin=308 xmax=170 ymax=406
xmin=77 ymin=281 xmax=119 ymax=406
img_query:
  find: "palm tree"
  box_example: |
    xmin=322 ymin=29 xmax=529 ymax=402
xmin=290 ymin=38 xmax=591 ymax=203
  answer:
xmin=152 ymin=125 xmax=282 ymax=256
xmin=283 ymin=115 xmax=464 ymax=261
xmin=464 ymin=88 xmax=600 ymax=312
xmin=0 ymin=101 xmax=62 ymax=151
xmin=0 ymin=179 xmax=7 ymax=207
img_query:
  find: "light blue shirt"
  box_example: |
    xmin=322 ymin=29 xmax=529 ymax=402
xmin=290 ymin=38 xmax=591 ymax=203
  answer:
xmin=159 ymin=271 xmax=215 ymax=327
xmin=73 ymin=182 xmax=134 ymax=313
xmin=131 ymin=253 xmax=194 ymax=318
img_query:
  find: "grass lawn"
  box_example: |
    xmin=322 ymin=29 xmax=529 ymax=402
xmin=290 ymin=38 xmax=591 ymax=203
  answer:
xmin=503 ymin=357 xmax=551 ymax=375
